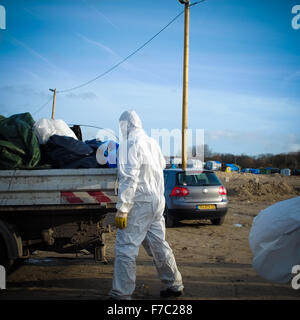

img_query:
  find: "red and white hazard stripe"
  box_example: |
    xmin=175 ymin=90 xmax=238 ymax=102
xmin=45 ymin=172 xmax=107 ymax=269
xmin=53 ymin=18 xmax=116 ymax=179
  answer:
xmin=61 ymin=191 xmax=112 ymax=204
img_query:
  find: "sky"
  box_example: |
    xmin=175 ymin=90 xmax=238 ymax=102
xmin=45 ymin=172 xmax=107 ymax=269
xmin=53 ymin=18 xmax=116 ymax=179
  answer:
xmin=0 ymin=0 xmax=300 ymax=156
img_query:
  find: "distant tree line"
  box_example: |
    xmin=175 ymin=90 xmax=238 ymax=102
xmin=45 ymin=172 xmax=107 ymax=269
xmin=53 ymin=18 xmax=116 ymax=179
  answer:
xmin=207 ymin=149 xmax=300 ymax=170
xmin=189 ymin=145 xmax=300 ymax=169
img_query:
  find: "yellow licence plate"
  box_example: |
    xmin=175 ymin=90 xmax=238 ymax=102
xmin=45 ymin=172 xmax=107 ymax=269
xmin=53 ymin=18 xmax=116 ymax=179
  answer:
xmin=196 ymin=204 xmax=216 ymax=210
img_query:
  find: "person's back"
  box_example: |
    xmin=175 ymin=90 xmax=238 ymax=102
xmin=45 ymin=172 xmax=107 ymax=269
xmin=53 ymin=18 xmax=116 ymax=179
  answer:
xmin=127 ymin=127 xmax=166 ymax=211
xmin=110 ymin=110 xmax=183 ymax=300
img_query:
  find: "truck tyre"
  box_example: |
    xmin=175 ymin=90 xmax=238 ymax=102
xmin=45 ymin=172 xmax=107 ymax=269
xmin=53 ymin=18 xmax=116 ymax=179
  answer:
xmin=0 ymin=236 xmax=13 ymax=270
xmin=94 ymin=245 xmax=108 ymax=264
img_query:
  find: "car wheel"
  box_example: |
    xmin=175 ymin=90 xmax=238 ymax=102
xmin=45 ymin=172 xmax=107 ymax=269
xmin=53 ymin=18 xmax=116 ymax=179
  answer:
xmin=210 ymin=216 xmax=225 ymax=226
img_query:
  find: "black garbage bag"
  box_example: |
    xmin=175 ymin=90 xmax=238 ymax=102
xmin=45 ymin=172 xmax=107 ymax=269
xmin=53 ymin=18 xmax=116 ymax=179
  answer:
xmin=0 ymin=112 xmax=41 ymax=169
xmin=58 ymin=154 xmax=100 ymax=169
xmin=70 ymin=125 xmax=83 ymax=141
xmin=85 ymin=138 xmax=104 ymax=150
xmin=44 ymin=135 xmax=105 ymax=169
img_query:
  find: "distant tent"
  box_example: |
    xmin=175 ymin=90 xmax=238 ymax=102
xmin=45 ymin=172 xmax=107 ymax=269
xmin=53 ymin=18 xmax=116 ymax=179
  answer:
xmin=205 ymin=160 xmax=221 ymax=171
xmin=250 ymin=168 xmax=260 ymax=174
xmin=225 ymin=163 xmax=239 ymax=172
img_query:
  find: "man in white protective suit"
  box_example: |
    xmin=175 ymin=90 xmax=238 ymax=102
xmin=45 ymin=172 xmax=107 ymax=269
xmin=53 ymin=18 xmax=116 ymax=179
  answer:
xmin=109 ymin=110 xmax=184 ymax=300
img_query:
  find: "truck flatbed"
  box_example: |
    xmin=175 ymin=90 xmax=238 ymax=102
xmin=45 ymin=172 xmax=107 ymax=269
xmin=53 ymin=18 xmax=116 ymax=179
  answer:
xmin=0 ymin=168 xmax=118 ymax=267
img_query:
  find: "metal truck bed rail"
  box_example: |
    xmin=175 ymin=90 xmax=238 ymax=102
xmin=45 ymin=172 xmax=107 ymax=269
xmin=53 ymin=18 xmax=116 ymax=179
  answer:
xmin=0 ymin=168 xmax=118 ymax=209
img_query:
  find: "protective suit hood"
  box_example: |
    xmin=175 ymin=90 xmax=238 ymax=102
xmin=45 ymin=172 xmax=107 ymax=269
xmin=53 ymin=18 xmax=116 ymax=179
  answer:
xmin=119 ymin=110 xmax=142 ymax=138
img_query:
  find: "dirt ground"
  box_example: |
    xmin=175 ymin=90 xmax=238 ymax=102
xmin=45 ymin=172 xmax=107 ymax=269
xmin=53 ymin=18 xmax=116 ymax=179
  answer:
xmin=1 ymin=172 xmax=300 ymax=300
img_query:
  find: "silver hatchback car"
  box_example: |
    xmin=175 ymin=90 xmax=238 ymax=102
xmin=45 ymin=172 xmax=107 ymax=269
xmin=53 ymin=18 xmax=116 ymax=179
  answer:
xmin=163 ymin=168 xmax=228 ymax=227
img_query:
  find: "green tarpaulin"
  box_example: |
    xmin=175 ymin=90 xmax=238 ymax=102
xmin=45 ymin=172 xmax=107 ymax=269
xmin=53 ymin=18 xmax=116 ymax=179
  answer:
xmin=0 ymin=112 xmax=41 ymax=169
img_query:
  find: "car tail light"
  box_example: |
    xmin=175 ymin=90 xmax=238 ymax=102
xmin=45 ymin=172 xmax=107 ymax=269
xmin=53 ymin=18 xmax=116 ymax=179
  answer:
xmin=218 ymin=186 xmax=227 ymax=195
xmin=170 ymin=186 xmax=190 ymax=197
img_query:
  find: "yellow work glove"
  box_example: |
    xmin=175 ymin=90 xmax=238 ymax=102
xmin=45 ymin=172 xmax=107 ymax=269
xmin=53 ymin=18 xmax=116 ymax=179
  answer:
xmin=115 ymin=211 xmax=128 ymax=229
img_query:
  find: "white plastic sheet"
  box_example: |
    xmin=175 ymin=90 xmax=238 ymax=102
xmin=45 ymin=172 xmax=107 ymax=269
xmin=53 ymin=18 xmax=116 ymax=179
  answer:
xmin=33 ymin=118 xmax=78 ymax=144
xmin=187 ymin=159 xmax=203 ymax=169
xmin=249 ymin=196 xmax=300 ymax=283
xmin=96 ymin=140 xmax=118 ymax=167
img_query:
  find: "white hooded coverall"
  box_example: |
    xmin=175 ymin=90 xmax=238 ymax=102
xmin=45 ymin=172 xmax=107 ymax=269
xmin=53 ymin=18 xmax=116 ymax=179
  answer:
xmin=109 ymin=110 xmax=183 ymax=300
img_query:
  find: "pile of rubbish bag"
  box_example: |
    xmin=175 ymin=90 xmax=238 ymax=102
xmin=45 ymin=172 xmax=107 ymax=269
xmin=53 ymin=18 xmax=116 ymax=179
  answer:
xmin=249 ymin=196 xmax=300 ymax=284
xmin=0 ymin=112 xmax=118 ymax=170
xmin=0 ymin=113 xmax=41 ymax=169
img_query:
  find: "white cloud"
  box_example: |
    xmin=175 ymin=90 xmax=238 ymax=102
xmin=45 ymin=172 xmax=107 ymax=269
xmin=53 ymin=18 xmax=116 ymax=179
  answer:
xmin=205 ymin=129 xmax=300 ymax=155
xmin=188 ymin=87 xmax=300 ymax=134
xmin=77 ymin=33 xmax=120 ymax=58
xmin=65 ymin=92 xmax=97 ymax=100
xmin=75 ymin=33 xmax=159 ymax=77
xmin=0 ymin=84 xmax=49 ymax=99
xmin=87 ymin=4 xmax=119 ymax=30
xmin=7 ymin=34 xmax=57 ymax=70
xmin=289 ymin=144 xmax=300 ymax=152
xmin=76 ymin=33 xmax=134 ymax=72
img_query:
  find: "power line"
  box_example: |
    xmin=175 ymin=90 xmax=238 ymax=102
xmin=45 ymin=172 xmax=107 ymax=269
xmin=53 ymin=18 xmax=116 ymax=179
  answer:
xmin=57 ymin=1 xmax=207 ymax=94
xmin=67 ymin=123 xmax=119 ymax=141
xmin=57 ymin=9 xmax=186 ymax=94
xmin=189 ymin=0 xmax=207 ymax=7
xmin=32 ymin=96 xmax=52 ymax=116
xmin=15 ymin=1 xmax=207 ymax=119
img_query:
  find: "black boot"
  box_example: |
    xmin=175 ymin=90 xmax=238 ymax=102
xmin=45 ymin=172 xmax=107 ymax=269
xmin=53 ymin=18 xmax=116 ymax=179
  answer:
xmin=160 ymin=288 xmax=183 ymax=298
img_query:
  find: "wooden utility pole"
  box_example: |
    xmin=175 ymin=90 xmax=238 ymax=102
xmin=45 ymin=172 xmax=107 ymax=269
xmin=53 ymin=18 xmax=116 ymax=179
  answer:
xmin=49 ymin=88 xmax=57 ymax=120
xmin=180 ymin=0 xmax=190 ymax=171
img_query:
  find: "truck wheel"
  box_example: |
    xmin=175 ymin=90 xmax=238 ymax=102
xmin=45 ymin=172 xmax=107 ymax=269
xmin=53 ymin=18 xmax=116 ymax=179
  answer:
xmin=210 ymin=216 xmax=225 ymax=226
xmin=94 ymin=245 xmax=108 ymax=264
xmin=0 ymin=237 xmax=13 ymax=270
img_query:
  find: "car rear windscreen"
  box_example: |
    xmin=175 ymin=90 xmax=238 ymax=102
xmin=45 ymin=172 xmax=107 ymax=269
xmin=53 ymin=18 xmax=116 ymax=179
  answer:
xmin=176 ymin=172 xmax=222 ymax=186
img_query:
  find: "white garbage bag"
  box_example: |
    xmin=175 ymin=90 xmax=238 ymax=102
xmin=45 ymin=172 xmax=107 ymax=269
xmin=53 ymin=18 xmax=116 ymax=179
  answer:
xmin=249 ymin=196 xmax=300 ymax=283
xmin=33 ymin=118 xmax=78 ymax=144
